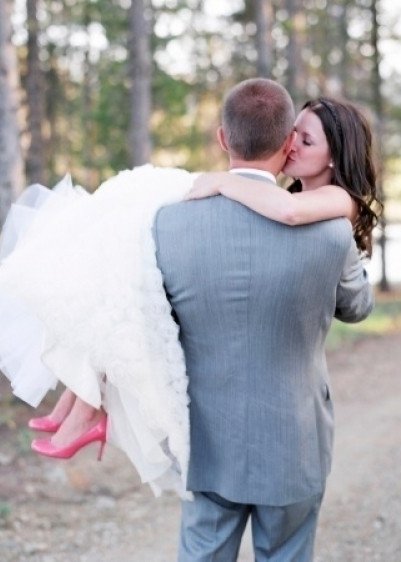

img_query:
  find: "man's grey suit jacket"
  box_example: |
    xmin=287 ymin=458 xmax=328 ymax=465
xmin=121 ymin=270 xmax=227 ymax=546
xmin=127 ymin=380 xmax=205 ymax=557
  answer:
xmin=153 ymin=176 xmax=373 ymax=506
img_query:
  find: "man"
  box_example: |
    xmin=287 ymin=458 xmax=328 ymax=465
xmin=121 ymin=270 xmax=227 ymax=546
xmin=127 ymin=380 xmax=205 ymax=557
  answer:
xmin=153 ymin=79 xmax=373 ymax=561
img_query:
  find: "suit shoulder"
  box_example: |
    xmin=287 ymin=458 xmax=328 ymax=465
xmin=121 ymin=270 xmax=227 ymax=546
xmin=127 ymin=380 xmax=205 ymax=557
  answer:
xmin=308 ymin=216 xmax=352 ymax=238
xmin=154 ymin=200 xmax=197 ymax=232
xmin=311 ymin=217 xmax=353 ymax=255
xmin=156 ymin=200 xmax=188 ymax=220
xmin=153 ymin=200 xmax=205 ymax=245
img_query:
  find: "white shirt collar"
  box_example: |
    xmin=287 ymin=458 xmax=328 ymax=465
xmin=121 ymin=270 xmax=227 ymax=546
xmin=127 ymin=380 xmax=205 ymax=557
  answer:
xmin=229 ymin=168 xmax=277 ymax=184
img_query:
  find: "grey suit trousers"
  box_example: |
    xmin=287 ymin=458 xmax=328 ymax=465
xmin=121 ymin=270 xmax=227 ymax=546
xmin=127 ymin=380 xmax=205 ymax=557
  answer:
xmin=178 ymin=491 xmax=324 ymax=562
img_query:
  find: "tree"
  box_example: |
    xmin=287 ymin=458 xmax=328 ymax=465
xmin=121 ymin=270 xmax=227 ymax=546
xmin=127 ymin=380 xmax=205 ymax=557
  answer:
xmin=128 ymin=0 xmax=152 ymax=166
xmin=285 ymin=0 xmax=305 ymax=107
xmin=26 ymin=0 xmax=46 ymax=185
xmin=253 ymin=0 xmax=272 ymax=77
xmin=371 ymin=0 xmax=389 ymax=291
xmin=338 ymin=0 xmax=352 ymax=97
xmin=0 ymin=0 xmax=24 ymax=226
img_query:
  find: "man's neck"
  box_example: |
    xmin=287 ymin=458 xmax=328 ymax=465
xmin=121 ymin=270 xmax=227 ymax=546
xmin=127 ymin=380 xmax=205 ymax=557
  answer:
xmin=229 ymin=158 xmax=281 ymax=178
xmin=230 ymin=167 xmax=276 ymax=184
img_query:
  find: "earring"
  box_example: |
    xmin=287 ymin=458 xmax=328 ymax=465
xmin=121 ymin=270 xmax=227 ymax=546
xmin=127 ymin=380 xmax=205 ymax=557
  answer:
xmin=328 ymin=162 xmax=334 ymax=169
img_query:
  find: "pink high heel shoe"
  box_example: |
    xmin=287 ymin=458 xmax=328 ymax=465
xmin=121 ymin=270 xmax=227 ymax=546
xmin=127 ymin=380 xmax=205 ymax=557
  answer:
xmin=28 ymin=415 xmax=62 ymax=433
xmin=31 ymin=416 xmax=107 ymax=461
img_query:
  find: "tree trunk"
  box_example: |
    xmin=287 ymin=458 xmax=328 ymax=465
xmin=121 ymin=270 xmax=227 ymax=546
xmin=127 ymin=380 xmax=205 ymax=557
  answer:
xmin=252 ymin=0 xmax=272 ymax=77
xmin=81 ymin=4 xmax=96 ymax=189
xmin=128 ymin=0 xmax=152 ymax=166
xmin=26 ymin=0 xmax=46 ymax=185
xmin=0 ymin=0 xmax=24 ymax=227
xmin=339 ymin=0 xmax=351 ymax=97
xmin=285 ymin=0 xmax=304 ymax=110
xmin=285 ymin=0 xmax=300 ymax=105
xmin=371 ymin=0 xmax=389 ymax=291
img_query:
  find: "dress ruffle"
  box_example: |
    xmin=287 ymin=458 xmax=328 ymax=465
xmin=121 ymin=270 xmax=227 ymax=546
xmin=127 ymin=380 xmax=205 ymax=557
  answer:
xmin=0 ymin=165 xmax=194 ymax=498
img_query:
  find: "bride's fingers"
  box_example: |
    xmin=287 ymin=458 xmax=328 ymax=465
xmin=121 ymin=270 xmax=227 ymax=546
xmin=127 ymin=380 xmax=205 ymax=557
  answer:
xmin=184 ymin=189 xmax=197 ymax=200
xmin=184 ymin=187 xmax=214 ymax=201
xmin=185 ymin=173 xmax=223 ymax=200
xmin=184 ymin=191 xmax=203 ymax=200
xmin=184 ymin=190 xmax=201 ymax=200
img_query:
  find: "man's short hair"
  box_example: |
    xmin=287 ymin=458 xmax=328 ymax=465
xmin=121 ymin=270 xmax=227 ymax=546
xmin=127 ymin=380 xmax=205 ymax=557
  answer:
xmin=222 ymin=78 xmax=295 ymax=160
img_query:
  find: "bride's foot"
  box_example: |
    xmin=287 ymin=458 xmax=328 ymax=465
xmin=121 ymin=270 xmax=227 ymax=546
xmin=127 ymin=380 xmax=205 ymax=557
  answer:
xmin=31 ymin=412 xmax=107 ymax=461
xmin=50 ymin=399 xmax=105 ymax=449
xmin=28 ymin=415 xmax=62 ymax=433
xmin=28 ymin=388 xmax=77 ymax=432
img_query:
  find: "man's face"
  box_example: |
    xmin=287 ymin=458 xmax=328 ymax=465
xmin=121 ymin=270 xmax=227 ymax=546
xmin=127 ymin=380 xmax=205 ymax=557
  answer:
xmin=282 ymin=109 xmax=332 ymax=189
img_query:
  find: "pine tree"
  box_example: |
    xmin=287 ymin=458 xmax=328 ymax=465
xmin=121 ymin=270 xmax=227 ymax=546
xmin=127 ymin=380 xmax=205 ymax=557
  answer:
xmin=0 ymin=0 xmax=24 ymax=226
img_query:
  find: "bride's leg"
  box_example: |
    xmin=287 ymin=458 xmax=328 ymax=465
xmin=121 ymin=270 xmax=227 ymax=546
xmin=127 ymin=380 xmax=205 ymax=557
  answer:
xmin=50 ymin=397 xmax=105 ymax=448
xmin=28 ymin=388 xmax=77 ymax=431
xmin=47 ymin=388 xmax=77 ymax=423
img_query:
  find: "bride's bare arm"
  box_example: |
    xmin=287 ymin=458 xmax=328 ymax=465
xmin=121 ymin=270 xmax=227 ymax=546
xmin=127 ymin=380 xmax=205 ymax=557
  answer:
xmin=186 ymin=172 xmax=356 ymax=225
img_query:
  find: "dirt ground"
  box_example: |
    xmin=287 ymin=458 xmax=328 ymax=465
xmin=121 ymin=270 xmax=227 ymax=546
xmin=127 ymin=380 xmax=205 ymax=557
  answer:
xmin=1 ymin=330 xmax=401 ymax=562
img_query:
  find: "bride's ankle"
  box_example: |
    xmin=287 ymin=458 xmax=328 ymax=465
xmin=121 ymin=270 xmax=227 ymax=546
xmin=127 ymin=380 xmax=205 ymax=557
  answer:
xmin=50 ymin=411 xmax=102 ymax=447
xmin=79 ymin=408 xmax=103 ymax=424
xmin=48 ymin=389 xmax=76 ymax=422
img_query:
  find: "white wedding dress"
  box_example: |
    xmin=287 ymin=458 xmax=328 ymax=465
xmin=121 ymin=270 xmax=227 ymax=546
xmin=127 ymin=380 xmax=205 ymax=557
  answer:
xmin=0 ymin=165 xmax=195 ymax=498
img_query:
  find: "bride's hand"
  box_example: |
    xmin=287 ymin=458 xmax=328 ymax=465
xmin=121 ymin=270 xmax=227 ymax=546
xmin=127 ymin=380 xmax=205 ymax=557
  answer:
xmin=185 ymin=172 xmax=229 ymax=200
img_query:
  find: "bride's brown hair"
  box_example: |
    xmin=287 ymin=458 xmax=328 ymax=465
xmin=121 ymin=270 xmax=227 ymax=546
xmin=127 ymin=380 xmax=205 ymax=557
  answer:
xmin=289 ymin=97 xmax=383 ymax=257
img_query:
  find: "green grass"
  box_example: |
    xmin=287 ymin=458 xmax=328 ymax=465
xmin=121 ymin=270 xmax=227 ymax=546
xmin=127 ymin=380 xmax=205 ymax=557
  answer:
xmin=0 ymin=502 xmax=11 ymax=525
xmin=326 ymin=291 xmax=401 ymax=350
xmin=16 ymin=428 xmax=34 ymax=454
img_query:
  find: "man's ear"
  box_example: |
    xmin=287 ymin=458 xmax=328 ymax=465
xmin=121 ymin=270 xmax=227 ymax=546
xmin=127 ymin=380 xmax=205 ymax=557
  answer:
xmin=283 ymin=130 xmax=297 ymax=156
xmin=217 ymin=126 xmax=229 ymax=152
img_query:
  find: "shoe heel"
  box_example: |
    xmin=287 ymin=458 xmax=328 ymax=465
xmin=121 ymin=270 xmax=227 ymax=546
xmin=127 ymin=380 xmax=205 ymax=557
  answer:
xmin=97 ymin=440 xmax=106 ymax=461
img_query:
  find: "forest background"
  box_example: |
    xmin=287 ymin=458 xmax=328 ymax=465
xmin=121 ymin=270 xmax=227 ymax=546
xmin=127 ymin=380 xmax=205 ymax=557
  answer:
xmin=1 ymin=4 xmax=401 ymax=558
xmin=0 ymin=0 xmax=401 ymax=288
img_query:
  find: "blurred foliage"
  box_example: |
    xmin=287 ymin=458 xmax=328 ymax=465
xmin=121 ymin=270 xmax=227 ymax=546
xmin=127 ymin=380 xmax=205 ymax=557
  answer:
xmin=9 ymin=0 xmax=401 ymax=199
xmin=0 ymin=502 xmax=11 ymax=525
xmin=384 ymin=158 xmax=401 ymax=222
xmin=17 ymin=428 xmax=34 ymax=454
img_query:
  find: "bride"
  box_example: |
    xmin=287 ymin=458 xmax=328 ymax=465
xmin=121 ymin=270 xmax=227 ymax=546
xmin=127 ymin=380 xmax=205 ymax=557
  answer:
xmin=0 ymin=95 xmax=381 ymax=498
xmin=0 ymin=166 xmax=195 ymax=497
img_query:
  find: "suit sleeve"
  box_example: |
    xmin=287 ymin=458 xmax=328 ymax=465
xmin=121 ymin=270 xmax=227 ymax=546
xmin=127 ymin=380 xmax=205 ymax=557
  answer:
xmin=334 ymin=238 xmax=374 ymax=323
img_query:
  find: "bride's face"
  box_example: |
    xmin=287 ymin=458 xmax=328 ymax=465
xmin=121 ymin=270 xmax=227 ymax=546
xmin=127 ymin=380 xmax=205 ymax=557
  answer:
xmin=283 ymin=109 xmax=333 ymax=190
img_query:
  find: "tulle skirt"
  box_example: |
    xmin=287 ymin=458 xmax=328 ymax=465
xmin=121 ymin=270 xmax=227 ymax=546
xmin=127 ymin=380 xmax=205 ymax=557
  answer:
xmin=0 ymin=166 xmax=194 ymax=498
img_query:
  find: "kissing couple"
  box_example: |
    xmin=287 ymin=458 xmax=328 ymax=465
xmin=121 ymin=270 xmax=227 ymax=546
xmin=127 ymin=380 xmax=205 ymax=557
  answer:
xmin=0 ymin=78 xmax=380 ymax=560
